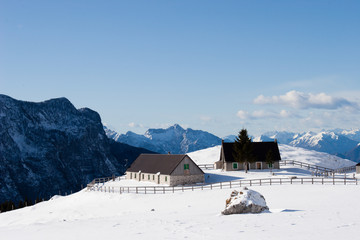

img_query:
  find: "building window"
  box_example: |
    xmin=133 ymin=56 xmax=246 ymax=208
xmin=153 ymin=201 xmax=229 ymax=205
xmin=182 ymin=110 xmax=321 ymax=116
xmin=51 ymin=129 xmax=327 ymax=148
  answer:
xmin=142 ymin=174 xmax=144 ymax=179
xmin=165 ymin=176 xmax=168 ymax=182
xmin=233 ymin=162 xmax=238 ymax=169
xmin=148 ymin=175 xmax=150 ymax=180
xmin=184 ymin=164 xmax=189 ymax=170
xmin=130 ymin=173 xmax=132 ymax=179
xmin=134 ymin=173 xmax=136 ymax=178
xmin=153 ymin=175 xmax=155 ymax=180
xmin=268 ymin=162 xmax=273 ymax=168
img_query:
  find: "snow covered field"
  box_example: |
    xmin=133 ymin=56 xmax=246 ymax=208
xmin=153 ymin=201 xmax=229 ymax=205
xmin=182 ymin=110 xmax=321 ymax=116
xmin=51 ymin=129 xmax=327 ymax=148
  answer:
xmin=1 ymin=145 xmax=359 ymax=240
xmin=1 ymin=184 xmax=360 ymax=240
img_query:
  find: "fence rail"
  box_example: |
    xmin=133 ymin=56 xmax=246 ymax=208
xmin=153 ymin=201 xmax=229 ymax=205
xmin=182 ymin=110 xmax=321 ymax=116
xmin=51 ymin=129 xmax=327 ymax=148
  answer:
xmin=334 ymin=165 xmax=356 ymax=174
xmin=87 ymin=176 xmax=359 ymax=194
xmin=280 ymin=159 xmax=335 ymax=174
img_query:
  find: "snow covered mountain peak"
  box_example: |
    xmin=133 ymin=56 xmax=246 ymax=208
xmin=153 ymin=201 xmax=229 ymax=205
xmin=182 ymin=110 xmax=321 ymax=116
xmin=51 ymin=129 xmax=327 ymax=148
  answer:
xmin=106 ymin=124 xmax=221 ymax=154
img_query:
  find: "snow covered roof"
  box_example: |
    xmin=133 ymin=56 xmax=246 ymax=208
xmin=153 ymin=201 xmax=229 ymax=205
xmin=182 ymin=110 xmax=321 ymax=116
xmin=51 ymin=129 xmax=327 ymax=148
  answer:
xmin=222 ymin=141 xmax=281 ymax=162
xmin=126 ymin=154 xmax=203 ymax=175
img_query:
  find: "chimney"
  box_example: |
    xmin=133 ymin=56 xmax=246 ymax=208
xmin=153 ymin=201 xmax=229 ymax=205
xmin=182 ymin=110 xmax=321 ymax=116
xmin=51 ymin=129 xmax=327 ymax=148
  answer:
xmin=221 ymin=139 xmax=224 ymax=145
xmin=274 ymin=138 xmax=277 ymax=143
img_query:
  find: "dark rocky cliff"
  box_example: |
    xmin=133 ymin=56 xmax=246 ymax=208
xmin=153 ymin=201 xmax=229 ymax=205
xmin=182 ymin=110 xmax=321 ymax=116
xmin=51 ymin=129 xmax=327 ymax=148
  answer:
xmin=0 ymin=95 xmax=152 ymax=203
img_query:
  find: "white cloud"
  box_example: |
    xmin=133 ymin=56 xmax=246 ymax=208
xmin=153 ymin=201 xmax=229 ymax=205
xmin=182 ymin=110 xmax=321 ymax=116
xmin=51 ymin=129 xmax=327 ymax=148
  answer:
xmin=254 ymin=90 xmax=357 ymax=109
xmin=236 ymin=109 xmax=295 ymax=120
xmin=199 ymin=115 xmax=212 ymax=122
xmin=128 ymin=122 xmax=144 ymax=128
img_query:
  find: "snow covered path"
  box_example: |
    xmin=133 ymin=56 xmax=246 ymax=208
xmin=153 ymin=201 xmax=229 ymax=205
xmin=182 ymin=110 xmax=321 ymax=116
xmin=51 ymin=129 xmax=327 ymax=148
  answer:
xmin=1 ymin=184 xmax=360 ymax=240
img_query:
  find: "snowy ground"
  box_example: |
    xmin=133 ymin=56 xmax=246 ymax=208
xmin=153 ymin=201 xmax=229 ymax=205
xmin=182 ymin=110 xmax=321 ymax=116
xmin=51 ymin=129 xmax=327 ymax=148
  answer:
xmin=1 ymin=145 xmax=359 ymax=239
xmin=1 ymin=184 xmax=360 ymax=240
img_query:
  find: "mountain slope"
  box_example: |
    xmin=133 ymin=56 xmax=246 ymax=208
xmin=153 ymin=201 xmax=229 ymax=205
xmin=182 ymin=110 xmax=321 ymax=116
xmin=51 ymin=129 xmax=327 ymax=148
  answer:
xmin=107 ymin=124 xmax=222 ymax=154
xmin=289 ymin=131 xmax=358 ymax=156
xmin=0 ymin=94 xmax=151 ymax=203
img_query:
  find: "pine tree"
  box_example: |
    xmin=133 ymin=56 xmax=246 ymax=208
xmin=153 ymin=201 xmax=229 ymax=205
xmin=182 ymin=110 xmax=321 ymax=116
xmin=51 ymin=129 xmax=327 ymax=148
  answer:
xmin=233 ymin=129 xmax=254 ymax=173
xmin=266 ymin=149 xmax=275 ymax=173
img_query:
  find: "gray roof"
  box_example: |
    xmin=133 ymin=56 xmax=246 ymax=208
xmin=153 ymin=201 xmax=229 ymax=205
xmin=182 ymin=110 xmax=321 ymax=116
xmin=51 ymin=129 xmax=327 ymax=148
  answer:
xmin=127 ymin=154 xmax=199 ymax=175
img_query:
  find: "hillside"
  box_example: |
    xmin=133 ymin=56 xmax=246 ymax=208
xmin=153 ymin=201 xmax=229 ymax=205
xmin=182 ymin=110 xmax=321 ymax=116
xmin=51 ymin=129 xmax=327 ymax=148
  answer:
xmin=1 ymin=181 xmax=359 ymax=239
xmin=0 ymin=94 xmax=152 ymax=204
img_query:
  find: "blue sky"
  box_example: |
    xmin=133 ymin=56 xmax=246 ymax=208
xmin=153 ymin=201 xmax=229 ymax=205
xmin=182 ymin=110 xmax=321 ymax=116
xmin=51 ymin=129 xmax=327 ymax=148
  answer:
xmin=1 ymin=0 xmax=360 ymax=137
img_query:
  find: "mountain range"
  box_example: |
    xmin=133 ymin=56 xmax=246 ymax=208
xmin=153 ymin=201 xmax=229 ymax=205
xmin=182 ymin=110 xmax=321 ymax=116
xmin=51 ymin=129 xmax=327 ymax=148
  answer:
xmin=107 ymin=126 xmax=360 ymax=163
xmin=105 ymin=124 xmax=222 ymax=154
xmin=0 ymin=94 xmax=152 ymax=204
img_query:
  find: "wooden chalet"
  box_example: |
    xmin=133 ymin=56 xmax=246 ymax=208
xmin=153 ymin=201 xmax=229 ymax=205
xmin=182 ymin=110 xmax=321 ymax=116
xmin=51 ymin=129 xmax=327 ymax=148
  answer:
xmin=126 ymin=154 xmax=204 ymax=186
xmin=215 ymin=140 xmax=281 ymax=171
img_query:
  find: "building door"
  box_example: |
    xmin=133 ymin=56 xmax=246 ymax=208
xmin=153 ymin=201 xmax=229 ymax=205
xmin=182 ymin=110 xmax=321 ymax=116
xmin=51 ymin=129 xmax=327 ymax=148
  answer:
xmin=256 ymin=162 xmax=262 ymax=169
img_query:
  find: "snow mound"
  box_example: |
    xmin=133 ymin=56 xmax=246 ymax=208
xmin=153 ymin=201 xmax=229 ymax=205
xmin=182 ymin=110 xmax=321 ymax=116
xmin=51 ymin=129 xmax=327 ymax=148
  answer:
xmin=187 ymin=145 xmax=221 ymax=164
xmin=222 ymin=187 xmax=269 ymax=215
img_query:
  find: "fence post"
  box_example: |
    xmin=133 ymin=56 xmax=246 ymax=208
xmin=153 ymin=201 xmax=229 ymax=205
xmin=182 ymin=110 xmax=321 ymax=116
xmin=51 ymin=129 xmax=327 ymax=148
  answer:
xmin=250 ymin=180 xmax=252 ymax=186
xmin=291 ymin=178 xmax=292 ymax=184
xmin=270 ymin=178 xmax=272 ymax=185
xmin=211 ymin=184 xmax=212 ymax=190
xmin=173 ymin=186 xmax=175 ymax=193
xmin=128 ymin=187 xmax=129 ymax=193
xmin=163 ymin=187 xmax=165 ymax=194
xmin=192 ymin=186 xmax=194 ymax=191
xmin=136 ymin=187 xmax=138 ymax=194
xmin=145 ymin=187 xmax=147 ymax=194
xmin=182 ymin=186 xmax=184 ymax=192
xmin=220 ymin=182 xmax=222 ymax=189
xmin=301 ymin=178 xmax=303 ymax=184
xmin=322 ymin=178 xmax=324 ymax=185
xmin=312 ymin=178 xmax=314 ymax=184
xmin=260 ymin=179 xmax=262 ymax=186
xmin=230 ymin=181 xmax=232 ymax=188
xmin=154 ymin=187 xmax=156 ymax=194
xmin=280 ymin=178 xmax=282 ymax=185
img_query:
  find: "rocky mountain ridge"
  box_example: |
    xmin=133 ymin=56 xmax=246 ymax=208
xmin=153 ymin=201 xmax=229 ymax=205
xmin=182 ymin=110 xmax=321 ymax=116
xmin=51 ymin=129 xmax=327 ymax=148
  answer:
xmin=0 ymin=94 xmax=151 ymax=203
xmin=105 ymin=124 xmax=222 ymax=154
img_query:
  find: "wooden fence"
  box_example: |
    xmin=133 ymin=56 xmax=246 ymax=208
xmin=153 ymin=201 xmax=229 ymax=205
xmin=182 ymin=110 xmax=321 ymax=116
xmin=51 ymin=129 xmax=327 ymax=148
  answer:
xmin=333 ymin=165 xmax=356 ymax=174
xmin=280 ymin=159 xmax=335 ymax=174
xmin=87 ymin=176 xmax=359 ymax=194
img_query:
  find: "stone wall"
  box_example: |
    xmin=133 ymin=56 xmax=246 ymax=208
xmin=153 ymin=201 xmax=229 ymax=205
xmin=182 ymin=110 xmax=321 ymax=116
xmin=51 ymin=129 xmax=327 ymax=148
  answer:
xmin=169 ymin=174 xmax=204 ymax=186
xmin=126 ymin=171 xmax=204 ymax=186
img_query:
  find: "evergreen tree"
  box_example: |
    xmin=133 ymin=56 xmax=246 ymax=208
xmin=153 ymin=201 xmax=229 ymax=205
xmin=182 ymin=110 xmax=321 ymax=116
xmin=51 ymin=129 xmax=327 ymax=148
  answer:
xmin=233 ymin=129 xmax=254 ymax=173
xmin=266 ymin=149 xmax=275 ymax=173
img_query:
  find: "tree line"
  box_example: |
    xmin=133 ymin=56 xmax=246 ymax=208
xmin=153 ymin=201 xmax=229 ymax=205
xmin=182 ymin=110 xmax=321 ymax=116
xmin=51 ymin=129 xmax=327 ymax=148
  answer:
xmin=0 ymin=197 xmax=44 ymax=213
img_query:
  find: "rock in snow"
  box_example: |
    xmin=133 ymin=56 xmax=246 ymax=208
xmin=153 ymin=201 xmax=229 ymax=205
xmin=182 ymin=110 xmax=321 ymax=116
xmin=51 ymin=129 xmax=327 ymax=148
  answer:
xmin=222 ymin=187 xmax=269 ymax=215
